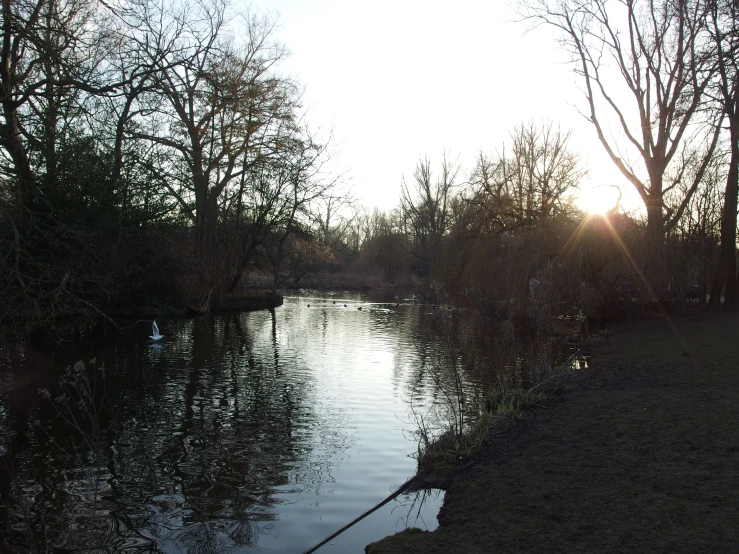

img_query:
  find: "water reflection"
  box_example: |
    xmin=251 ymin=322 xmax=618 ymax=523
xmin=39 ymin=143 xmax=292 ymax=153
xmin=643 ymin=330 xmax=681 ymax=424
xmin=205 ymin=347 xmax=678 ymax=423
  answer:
xmin=0 ymin=290 xmax=569 ymax=552
xmin=150 ymin=343 xmax=162 ymax=361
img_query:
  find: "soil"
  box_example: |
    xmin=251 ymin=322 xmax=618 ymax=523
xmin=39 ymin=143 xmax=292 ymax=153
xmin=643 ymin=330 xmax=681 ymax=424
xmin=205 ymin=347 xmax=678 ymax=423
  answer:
xmin=366 ymin=310 xmax=739 ymax=553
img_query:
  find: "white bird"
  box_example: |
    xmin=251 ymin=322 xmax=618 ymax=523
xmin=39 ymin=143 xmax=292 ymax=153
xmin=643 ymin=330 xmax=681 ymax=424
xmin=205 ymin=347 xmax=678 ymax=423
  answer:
xmin=150 ymin=320 xmax=164 ymax=341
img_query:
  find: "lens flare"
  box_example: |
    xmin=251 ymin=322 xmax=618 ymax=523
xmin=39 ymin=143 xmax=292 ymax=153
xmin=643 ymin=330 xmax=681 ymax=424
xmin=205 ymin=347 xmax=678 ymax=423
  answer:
xmin=577 ymin=185 xmax=620 ymax=215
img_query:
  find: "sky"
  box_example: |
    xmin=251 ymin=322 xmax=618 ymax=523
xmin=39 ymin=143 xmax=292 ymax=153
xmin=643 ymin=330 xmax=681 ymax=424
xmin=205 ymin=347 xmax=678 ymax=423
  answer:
xmin=250 ymin=0 xmax=641 ymax=214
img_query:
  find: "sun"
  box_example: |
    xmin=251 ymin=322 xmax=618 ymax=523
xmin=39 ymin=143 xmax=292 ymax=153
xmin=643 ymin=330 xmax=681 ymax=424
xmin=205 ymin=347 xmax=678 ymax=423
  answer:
xmin=577 ymin=185 xmax=621 ymax=215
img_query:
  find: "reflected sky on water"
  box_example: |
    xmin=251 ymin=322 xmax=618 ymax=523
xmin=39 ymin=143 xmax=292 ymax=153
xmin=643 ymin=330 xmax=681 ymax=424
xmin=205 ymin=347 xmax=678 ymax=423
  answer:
xmin=0 ymin=290 xmax=535 ymax=552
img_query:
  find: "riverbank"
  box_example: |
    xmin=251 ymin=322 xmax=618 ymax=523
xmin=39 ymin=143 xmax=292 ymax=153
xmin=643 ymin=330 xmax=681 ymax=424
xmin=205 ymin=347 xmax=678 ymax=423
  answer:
xmin=209 ymin=291 xmax=283 ymax=313
xmin=241 ymin=271 xmax=422 ymax=291
xmin=367 ymin=310 xmax=739 ymax=553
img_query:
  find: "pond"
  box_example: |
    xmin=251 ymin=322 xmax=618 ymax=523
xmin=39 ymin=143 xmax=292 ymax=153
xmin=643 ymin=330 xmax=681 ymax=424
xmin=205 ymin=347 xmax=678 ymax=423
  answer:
xmin=0 ymin=289 xmax=562 ymax=552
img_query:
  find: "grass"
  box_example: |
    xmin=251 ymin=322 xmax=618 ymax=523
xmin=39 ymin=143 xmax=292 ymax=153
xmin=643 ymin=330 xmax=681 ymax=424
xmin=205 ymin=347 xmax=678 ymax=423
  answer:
xmin=368 ymin=310 xmax=739 ymax=553
xmin=414 ymin=351 xmax=577 ymax=484
xmin=412 ymin=308 xmax=603 ymax=473
xmin=410 ymin=314 xmax=595 ymax=483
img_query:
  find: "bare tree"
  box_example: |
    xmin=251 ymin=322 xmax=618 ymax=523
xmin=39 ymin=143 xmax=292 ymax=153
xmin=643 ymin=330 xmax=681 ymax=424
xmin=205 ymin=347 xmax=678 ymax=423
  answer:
xmin=707 ymin=0 xmax=739 ymax=305
xmin=350 ymin=208 xmax=408 ymax=282
xmin=0 ymin=0 xmax=118 ymax=224
xmin=313 ymin=191 xmax=356 ymax=254
xmin=670 ymin=156 xmax=723 ymax=302
xmin=521 ymin=0 xmax=722 ymax=272
xmin=0 ymin=0 xmax=133 ymax=330
xmin=131 ymin=0 xmax=297 ymax=244
xmin=222 ymin=126 xmax=337 ymax=294
xmin=471 ymin=120 xmax=584 ymax=227
xmin=258 ymin=136 xmax=336 ymax=295
xmin=344 ymin=206 xmax=397 ymax=258
xmin=401 ymin=153 xmax=460 ymax=279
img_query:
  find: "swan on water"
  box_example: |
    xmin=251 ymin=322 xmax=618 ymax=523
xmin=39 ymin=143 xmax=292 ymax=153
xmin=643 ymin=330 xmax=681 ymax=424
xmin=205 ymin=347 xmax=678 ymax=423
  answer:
xmin=150 ymin=320 xmax=164 ymax=341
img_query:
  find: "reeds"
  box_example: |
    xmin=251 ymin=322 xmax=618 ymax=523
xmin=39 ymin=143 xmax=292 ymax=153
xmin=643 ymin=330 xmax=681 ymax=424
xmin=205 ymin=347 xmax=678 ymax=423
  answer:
xmin=411 ymin=314 xmax=585 ymax=474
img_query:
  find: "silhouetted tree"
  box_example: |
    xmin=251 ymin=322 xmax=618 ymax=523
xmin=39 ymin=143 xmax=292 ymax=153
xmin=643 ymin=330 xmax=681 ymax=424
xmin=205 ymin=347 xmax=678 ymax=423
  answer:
xmin=401 ymin=153 xmax=459 ymax=279
xmin=521 ymin=0 xmax=722 ymax=289
xmin=471 ymin=120 xmax=584 ymax=227
xmin=131 ymin=1 xmax=298 ymax=244
xmin=707 ymin=0 xmax=739 ymax=306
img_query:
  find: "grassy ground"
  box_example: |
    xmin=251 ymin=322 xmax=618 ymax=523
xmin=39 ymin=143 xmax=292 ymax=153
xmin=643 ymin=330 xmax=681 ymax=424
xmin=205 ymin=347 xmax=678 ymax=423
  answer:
xmin=366 ymin=310 xmax=739 ymax=553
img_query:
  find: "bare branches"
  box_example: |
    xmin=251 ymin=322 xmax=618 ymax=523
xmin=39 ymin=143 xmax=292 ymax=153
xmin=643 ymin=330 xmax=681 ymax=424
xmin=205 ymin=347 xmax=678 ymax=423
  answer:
xmin=519 ymin=0 xmax=719 ymax=242
xmin=470 ymin=120 xmax=585 ymax=227
xmin=127 ymin=1 xmax=297 ymax=243
xmin=0 ymin=0 xmax=320 ymax=329
xmin=401 ymin=152 xmax=460 ymax=278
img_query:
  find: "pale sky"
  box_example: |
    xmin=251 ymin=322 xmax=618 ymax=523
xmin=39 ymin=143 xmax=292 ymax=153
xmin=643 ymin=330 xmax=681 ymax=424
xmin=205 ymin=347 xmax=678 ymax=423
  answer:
xmin=250 ymin=0 xmax=641 ymax=214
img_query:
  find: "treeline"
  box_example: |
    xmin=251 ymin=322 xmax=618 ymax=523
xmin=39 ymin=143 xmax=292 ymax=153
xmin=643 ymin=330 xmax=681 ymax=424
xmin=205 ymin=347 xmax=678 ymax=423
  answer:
xmin=0 ymin=0 xmax=346 ymax=331
xmin=1 ymin=0 xmax=737 ymax=335
xmin=520 ymin=0 xmax=739 ymax=306
xmin=336 ymin=0 xmax=739 ymax=327
xmin=343 ymin=119 xmax=722 ymax=329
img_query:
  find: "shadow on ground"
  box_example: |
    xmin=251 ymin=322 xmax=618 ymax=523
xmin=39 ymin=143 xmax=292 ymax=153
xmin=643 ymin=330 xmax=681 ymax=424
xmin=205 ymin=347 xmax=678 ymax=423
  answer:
xmin=367 ymin=310 xmax=739 ymax=553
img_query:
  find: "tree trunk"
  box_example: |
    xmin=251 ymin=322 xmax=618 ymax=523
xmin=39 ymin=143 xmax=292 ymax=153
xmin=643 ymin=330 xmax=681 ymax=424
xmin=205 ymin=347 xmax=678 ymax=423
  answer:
xmin=271 ymin=235 xmax=288 ymax=297
xmin=195 ymin=192 xmax=206 ymax=242
xmin=645 ymin=194 xmax=665 ymax=298
xmin=193 ymin=190 xmax=219 ymax=246
xmin=715 ymin=119 xmax=739 ymax=308
xmin=226 ymin=239 xmax=259 ymax=293
xmin=192 ymin=144 xmax=209 ymax=242
xmin=204 ymin=196 xmax=219 ymax=245
xmin=0 ymin=119 xmax=36 ymax=229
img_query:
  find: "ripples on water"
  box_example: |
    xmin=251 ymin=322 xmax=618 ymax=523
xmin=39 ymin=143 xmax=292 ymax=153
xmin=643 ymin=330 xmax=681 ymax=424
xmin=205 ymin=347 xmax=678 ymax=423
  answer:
xmin=0 ymin=290 xmax=558 ymax=552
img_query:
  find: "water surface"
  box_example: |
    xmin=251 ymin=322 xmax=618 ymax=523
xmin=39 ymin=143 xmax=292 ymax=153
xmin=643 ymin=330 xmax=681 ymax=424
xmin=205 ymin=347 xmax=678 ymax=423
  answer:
xmin=1 ymin=290 xmax=495 ymax=552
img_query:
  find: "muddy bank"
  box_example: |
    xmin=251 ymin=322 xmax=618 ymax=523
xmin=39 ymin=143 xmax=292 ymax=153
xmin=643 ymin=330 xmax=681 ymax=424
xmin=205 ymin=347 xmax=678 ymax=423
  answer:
xmin=367 ymin=310 xmax=739 ymax=553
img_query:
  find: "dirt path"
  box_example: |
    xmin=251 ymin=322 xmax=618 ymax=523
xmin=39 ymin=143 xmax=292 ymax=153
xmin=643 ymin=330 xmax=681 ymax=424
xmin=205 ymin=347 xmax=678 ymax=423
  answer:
xmin=367 ymin=311 xmax=739 ymax=553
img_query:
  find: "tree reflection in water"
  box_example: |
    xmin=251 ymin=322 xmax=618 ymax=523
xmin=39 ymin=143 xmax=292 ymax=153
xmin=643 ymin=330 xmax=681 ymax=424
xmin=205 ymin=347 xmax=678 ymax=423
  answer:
xmin=0 ymin=292 xmax=550 ymax=552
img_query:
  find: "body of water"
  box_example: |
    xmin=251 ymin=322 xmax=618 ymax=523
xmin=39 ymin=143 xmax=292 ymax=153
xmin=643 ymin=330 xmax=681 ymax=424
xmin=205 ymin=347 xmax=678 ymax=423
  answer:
xmin=1 ymin=289 xmax=572 ymax=552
